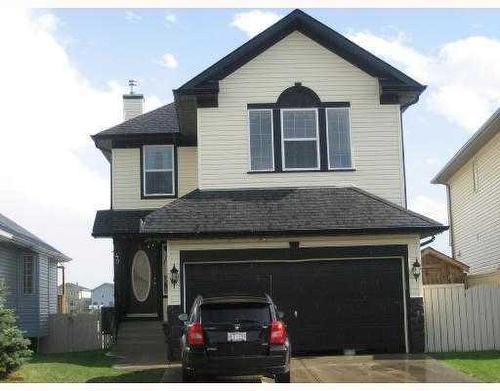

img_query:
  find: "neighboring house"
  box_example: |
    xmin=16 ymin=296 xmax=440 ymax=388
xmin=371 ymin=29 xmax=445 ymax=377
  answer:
xmin=59 ymin=282 xmax=91 ymax=313
xmin=91 ymin=10 xmax=446 ymax=357
xmin=0 ymin=213 xmax=71 ymax=338
xmin=421 ymin=247 xmax=469 ymax=285
xmin=91 ymin=282 xmax=114 ymax=308
xmin=432 ymin=108 xmax=500 ymax=280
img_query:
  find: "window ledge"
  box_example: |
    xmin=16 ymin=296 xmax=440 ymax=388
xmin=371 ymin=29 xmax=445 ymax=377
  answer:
xmin=247 ymin=168 xmax=356 ymax=174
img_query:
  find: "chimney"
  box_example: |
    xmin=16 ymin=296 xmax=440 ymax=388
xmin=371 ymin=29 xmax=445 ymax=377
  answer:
xmin=123 ymin=79 xmax=144 ymax=121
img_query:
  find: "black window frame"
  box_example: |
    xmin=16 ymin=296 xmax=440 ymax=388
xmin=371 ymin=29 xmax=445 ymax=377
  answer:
xmin=246 ymin=84 xmax=354 ymax=174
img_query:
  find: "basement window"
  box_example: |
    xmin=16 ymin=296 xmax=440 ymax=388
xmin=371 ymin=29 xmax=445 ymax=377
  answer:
xmin=143 ymin=145 xmax=175 ymax=196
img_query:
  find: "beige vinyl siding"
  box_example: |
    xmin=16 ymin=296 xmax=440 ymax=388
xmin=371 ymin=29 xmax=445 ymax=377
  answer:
xmin=112 ymin=146 xmax=198 ymax=210
xmin=197 ymin=31 xmax=405 ymax=206
xmin=448 ymin=131 xmax=500 ymax=273
xmin=164 ymin=233 xmax=422 ymax=313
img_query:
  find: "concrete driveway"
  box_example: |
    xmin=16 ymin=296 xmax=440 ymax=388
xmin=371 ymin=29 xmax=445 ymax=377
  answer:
xmin=160 ymin=354 xmax=478 ymax=383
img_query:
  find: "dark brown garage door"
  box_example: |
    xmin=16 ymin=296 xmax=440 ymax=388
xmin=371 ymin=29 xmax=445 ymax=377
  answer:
xmin=184 ymin=258 xmax=406 ymax=353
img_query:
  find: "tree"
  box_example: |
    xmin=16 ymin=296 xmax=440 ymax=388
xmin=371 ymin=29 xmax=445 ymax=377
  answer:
xmin=0 ymin=280 xmax=32 ymax=379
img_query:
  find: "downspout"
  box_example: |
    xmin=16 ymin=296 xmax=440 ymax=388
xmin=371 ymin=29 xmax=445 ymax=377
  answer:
xmin=420 ymin=235 xmax=436 ymax=248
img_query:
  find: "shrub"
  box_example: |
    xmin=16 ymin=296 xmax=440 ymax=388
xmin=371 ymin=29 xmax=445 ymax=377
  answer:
xmin=0 ymin=281 xmax=32 ymax=379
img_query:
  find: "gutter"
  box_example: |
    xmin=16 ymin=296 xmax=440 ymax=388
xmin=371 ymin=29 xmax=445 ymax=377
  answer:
xmin=1 ymin=233 xmax=71 ymax=262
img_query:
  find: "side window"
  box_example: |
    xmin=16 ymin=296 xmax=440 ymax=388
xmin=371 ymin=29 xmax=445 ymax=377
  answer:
xmin=23 ymin=255 xmax=34 ymax=294
xmin=472 ymin=158 xmax=479 ymax=193
xmin=248 ymin=109 xmax=274 ymax=172
xmin=326 ymin=107 xmax=353 ymax=169
xmin=143 ymin=145 xmax=175 ymax=196
xmin=281 ymin=109 xmax=320 ymax=170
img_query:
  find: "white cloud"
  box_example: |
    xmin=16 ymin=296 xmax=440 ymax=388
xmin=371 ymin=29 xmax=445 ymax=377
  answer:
xmin=125 ymin=11 xmax=142 ymax=23
xmin=231 ymin=10 xmax=281 ymax=38
xmin=0 ymin=9 xmax=161 ymax=287
xmin=410 ymin=195 xmax=448 ymax=224
xmin=348 ymin=31 xmax=500 ymax=132
xmin=165 ymin=13 xmax=176 ymax=26
xmin=37 ymin=13 xmax=60 ymax=32
xmin=161 ymin=53 xmax=178 ymax=69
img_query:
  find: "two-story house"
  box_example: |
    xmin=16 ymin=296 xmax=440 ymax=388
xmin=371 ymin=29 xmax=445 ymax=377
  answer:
xmin=91 ymin=282 xmax=114 ymax=308
xmin=92 ymin=10 xmax=445 ymax=358
xmin=432 ymin=108 xmax=500 ymax=282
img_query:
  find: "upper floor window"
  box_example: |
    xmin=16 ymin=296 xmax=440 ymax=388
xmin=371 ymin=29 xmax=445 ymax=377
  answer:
xmin=143 ymin=145 xmax=175 ymax=196
xmin=281 ymin=109 xmax=320 ymax=170
xmin=326 ymin=107 xmax=352 ymax=169
xmin=249 ymin=109 xmax=274 ymax=171
xmin=247 ymin=84 xmax=353 ymax=173
xmin=23 ymin=254 xmax=34 ymax=294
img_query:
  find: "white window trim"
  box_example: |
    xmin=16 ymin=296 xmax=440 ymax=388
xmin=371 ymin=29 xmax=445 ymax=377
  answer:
xmin=247 ymin=109 xmax=275 ymax=172
xmin=142 ymin=145 xmax=175 ymax=197
xmin=325 ymin=107 xmax=355 ymax=170
xmin=280 ymin=108 xmax=320 ymax=171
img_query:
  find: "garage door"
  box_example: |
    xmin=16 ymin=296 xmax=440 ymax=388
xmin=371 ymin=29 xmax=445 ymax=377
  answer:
xmin=184 ymin=258 xmax=406 ymax=354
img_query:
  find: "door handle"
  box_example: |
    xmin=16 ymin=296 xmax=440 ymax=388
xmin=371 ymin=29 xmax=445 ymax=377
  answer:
xmin=293 ymin=310 xmax=298 ymax=318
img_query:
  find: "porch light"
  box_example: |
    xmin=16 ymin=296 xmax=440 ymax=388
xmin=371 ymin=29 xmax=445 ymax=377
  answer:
xmin=411 ymin=259 xmax=421 ymax=281
xmin=170 ymin=264 xmax=179 ymax=288
xmin=113 ymin=251 xmax=120 ymax=265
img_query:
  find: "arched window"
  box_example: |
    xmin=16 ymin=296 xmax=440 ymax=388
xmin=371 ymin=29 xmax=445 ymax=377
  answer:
xmin=247 ymin=83 xmax=353 ymax=172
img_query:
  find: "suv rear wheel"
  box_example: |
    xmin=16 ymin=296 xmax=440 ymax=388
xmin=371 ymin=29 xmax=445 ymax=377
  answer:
xmin=275 ymin=371 xmax=291 ymax=383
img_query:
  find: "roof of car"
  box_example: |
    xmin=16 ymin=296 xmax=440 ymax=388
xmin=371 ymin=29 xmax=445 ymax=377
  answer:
xmin=199 ymin=295 xmax=272 ymax=305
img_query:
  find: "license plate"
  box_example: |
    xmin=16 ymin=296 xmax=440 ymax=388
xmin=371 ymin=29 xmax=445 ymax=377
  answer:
xmin=227 ymin=331 xmax=246 ymax=342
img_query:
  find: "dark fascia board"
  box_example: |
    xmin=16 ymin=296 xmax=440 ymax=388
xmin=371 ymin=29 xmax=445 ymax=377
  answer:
xmin=91 ymin=132 xmax=195 ymax=162
xmin=141 ymin=225 xmax=448 ymax=240
xmin=174 ymin=9 xmax=425 ymax=108
xmin=432 ymin=108 xmax=500 ymax=184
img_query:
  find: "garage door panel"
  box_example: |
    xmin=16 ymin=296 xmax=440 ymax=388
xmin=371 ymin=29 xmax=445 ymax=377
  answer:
xmin=184 ymin=258 xmax=405 ymax=353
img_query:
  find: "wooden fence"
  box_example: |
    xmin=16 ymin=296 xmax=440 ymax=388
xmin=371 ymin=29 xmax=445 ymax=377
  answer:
xmin=423 ymin=283 xmax=500 ymax=352
xmin=38 ymin=313 xmax=114 ymax=354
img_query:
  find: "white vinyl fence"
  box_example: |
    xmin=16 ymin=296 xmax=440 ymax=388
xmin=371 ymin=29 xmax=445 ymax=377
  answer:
xmin=423 ymin=283 xmax=500 ymax=352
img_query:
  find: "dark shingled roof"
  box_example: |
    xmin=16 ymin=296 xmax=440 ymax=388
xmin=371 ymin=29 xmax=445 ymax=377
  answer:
xmin=92 ymin=209 xmax=156 ymax=237
xmin=92 ymin=102 xmax=179 ymax=139
xmin=141 ymin=187 xmax=446 ymax=238
xmin=0 ymin=213 xmax=71 ymax=261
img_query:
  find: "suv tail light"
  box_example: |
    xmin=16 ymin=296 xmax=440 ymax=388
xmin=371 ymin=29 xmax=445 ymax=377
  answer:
xmin=187 ymin=322 xmax=205 ymax=346
xmin=269 ymin=320 xmax=287 ymax=345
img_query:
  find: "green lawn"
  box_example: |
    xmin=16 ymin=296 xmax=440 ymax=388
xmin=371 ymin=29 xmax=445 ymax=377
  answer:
xmin=433 ymin=351 xmax=500 ymax=382
xmin=5 ymin=350 xmax=165 ymax=383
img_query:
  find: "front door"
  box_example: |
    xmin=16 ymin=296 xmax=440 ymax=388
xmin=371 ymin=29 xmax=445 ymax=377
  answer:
xmin=127 ymin=249 xmax=159 ymax=316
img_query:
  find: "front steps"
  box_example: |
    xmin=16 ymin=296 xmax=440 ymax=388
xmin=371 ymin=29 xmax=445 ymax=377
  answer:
xmin=109 ymin=320 xmax=168 ymax=367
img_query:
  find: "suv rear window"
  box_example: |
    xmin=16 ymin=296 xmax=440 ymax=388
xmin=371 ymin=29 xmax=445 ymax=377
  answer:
xmin=200 ymin=303 xmax=271 ymax=325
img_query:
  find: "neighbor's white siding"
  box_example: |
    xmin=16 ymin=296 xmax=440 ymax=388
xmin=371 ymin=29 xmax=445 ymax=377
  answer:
xmin=448 ymin=131 xmax=500 ymax=274
xmin=197 ymin=31 xmax=405 ymax=206
xmin=112 ymin=147 xmax=198 ymax=210
xmin=164 ymin=233 xmax=421 ymax=314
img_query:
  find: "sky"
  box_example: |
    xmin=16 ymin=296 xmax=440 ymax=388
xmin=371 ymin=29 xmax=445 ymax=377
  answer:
xmin=1 ymin=8 xmax=499 ymax=287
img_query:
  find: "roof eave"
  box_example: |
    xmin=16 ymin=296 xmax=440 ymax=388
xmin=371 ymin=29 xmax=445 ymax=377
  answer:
xmin=141 ymin=225 xmax=448 ymax=240
xmin=432 ymin=108 xmax=500 ymax=184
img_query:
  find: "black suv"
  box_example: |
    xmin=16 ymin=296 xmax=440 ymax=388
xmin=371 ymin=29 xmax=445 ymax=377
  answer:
xmin=178 ymin=294 xmax=291 ymax=382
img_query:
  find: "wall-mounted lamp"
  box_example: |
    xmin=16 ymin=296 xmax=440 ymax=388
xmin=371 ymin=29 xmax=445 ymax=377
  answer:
xmin=170 ymin=264 xmax=179 ymax=288
xmin=113 ymin=251 xmax=120 ymax=265
xmin=411 ymin=259 xmax=422 ymax=281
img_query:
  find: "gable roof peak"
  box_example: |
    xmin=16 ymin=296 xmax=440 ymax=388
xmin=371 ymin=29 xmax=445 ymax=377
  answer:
xmin=174 ymin=8 xmax=425 ymax=109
